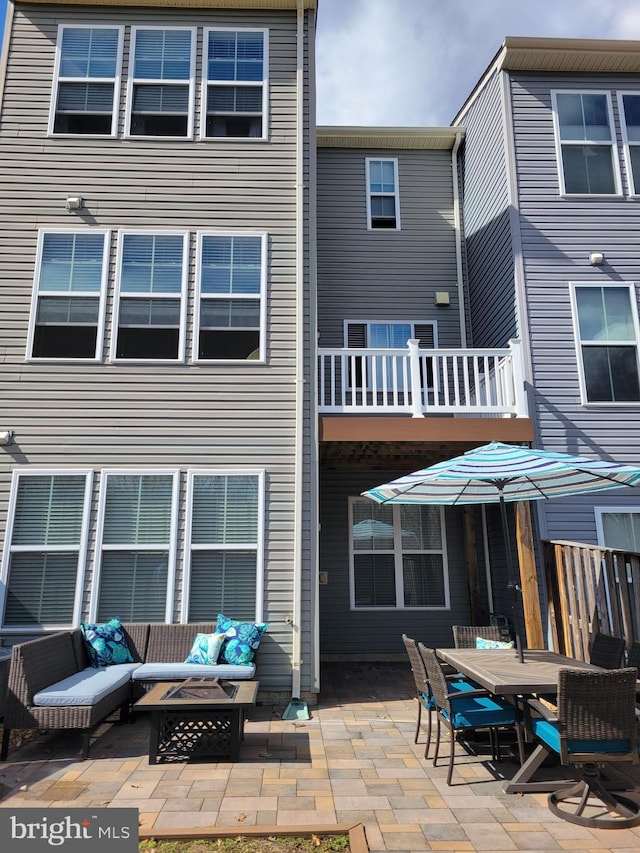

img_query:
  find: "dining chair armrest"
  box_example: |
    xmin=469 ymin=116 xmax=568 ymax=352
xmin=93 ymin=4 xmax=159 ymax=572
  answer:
xmin=527 ymin=697 xmax=558 ymax=723
xmin=447 ymin=688 xmax=488 ymax=701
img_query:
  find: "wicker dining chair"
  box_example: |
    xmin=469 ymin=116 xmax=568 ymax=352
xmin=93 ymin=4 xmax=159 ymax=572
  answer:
xmin=626 ymin=640 xmax=640 ymax=670
xmin=401 ymin=634 xmax=475 ymax=759
xmin=417 ymin=642 xmax=524 ymax=785
xmin=452 ymin=625 xmax=504 ymax=648
xmin=527 ymin=667 xmax=640 ymax=828
xmin=589 ymin=632 xmax=625 ymax=669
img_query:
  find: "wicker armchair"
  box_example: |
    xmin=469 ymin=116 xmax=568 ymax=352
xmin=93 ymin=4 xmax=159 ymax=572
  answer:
xmin=589 ymin=633 xmax=625 ymax=669
xmin=401 ymin=634 xmax=474 ymax=759
xmin=417 ymin=643 xmax=524 ymax=785
xmin=452 ymin=625 xmax=504 ymax=648
xmin=527 ymin=667 xmax=640 ymax=828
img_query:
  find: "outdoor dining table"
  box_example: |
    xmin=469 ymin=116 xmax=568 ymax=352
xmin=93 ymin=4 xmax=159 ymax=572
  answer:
xmin=435 ymin=647 xmax=623 ymax=794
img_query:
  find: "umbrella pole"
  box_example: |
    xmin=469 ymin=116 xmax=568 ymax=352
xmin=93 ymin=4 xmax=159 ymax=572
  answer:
xmin=499 ymin=493 xmax=524 ymax=663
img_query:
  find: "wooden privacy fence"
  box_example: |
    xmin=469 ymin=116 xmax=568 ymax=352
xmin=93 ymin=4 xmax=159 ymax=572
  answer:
xmin=543 ymin=539 xmax=640 ymax=661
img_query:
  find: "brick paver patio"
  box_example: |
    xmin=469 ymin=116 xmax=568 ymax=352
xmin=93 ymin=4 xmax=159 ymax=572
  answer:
xmin=1 ymin=661 xmax=640 ymax=851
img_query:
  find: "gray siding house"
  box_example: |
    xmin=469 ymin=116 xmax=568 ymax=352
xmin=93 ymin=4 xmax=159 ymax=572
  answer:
xmin=0 ymin=0 xmax=318 ymax=698
xmin=315 ymin=127 xmax=533 ymax=655
xmin=455 ymin=38 xmax=640 ymax=579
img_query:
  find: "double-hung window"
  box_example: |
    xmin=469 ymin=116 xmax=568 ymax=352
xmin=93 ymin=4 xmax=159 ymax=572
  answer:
xmin=203 ymin=29 xmax=267 ymax=139
xmin=93 ymin=471 xmax=178 ymax=622
xmin=571 ymin=284 xmax=640 ymax=403
xmin=349 ymin=498 xmax=449 ymax=609
xmin=51 ymin=25 xmax=122 ymax=136
xmin=596 ymin=507 xmax=640 ymax=551
xmin=0 ymin=471 xmax=92 ymax=630
xmin=618 ymin=93 xmax=640 ymax=195
xmin=113 ymin=232 xmax=188 ymax=361
xmin=366 ymin=158 xmax=400 ymax=229
xmin=184 ymin=471 xmax=263 ymax=622
xmin=196 ymin=232 xmax=266 ymax=361
xmin=552 ymin=91 xmax=620 ymax=195
xmin=128 ymin=27 xmax=195 ymax=137
xmin=28 ymin=230 xmax=109 ymax=360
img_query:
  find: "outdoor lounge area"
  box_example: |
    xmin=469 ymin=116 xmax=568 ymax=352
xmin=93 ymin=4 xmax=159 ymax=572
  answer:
xmin=2 ymin=661 xmax=640 ymax=852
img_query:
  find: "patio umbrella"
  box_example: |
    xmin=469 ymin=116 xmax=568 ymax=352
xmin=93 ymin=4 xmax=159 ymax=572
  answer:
xmin=363 ymin=441 xmax=640 ymax=660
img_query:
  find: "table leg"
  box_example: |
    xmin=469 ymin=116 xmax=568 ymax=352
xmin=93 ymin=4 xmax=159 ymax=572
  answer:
xmin=503 ymin=743 xmax=568 ymax=794
xmin=148 ymin=711 xmax=160 ymax=765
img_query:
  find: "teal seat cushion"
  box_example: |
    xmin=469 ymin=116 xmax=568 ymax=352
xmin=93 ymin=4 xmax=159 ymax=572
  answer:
xmin=33 ymin=664 xmax=137 ymax=707
xmin=444 ymin=693 xmax=518 ymax=728
xmin=531 ymin=718 xmax=631 ymax=755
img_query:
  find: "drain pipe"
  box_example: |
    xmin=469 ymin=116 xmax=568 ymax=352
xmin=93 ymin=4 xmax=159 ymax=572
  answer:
xmin=291 ymin=0 xmax=305 ymax=705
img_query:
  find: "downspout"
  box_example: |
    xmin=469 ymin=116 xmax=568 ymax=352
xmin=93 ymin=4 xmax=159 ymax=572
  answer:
xmin=291 ymin=0 xmax=305 ymax=702
xmin=451 ymin=131 xmax=467 ymax=347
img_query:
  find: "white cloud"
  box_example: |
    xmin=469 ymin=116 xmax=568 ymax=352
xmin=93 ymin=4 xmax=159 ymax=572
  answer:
xmin=316 ymin=0 xmax=640 ymax=126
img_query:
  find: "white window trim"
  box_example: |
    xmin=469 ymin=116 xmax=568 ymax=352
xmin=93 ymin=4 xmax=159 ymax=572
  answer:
xmin=365 ymin=157 xmax=401 ymax=230
xmin=110 ymin=230 xmax=189 ymax=363
xmin=551 ymin=90 xmax=622 ymax=197
xmin=616 ymin=91 xmax=640 ymax=196
xmin=595 ymin=505 xmax=640 ymax=548
xmin=348 ymin=497 xmax=450 ymax=611
xmin=90 ymin=469 xmax=180 ymax=623
xmin=124 ymin=26 xmax=196 ymax=140
xmin=569 ymin=281 xmax=640 ymax=406
xmin=194 ymin=230 xmax=267 ymax=364
xmin=26 ymin=228 xmax=110 ymax=363
xmin=200 ymin=27 xmax=269 ymax=142
xmin=0 ymin=469 xmax=93 ymax=633
xmin=48 ymin=24 xmax=124 ymax=138
xmin=181 ymin=468 xmax=265 ymax=623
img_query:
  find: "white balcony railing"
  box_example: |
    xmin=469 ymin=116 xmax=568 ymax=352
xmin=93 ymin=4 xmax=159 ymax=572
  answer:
xmin=318 ymin=338 xmax=528 ymax=418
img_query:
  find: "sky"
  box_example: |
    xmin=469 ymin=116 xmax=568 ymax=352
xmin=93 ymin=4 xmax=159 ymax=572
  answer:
xmin=4 ymin=0 xmax=640 ymax=126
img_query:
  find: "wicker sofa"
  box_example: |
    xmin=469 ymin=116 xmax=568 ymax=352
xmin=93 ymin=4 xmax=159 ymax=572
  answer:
xmin=1 ymin=622 xmax=257 ymax=761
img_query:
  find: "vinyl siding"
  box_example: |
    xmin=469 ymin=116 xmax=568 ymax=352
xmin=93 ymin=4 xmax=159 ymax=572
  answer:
xmin=0 ymin=3 xmax=314 ymax=693
xmin=458 ymin=70 xmax=517 ymax=348
xmin=316 ymin=148 xmax=461 ymax=348
xmin=318 ymin=469 xmax=490 ymax=655
xmin=507 ymin=70 xmax=640 ymax=545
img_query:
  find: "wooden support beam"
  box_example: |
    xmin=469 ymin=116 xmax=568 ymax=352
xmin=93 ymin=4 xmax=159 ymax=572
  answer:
xmin=515 ymin=501 xmax=544 ymax=649
xmin=463 ymin=507 xmax=480 ymax=624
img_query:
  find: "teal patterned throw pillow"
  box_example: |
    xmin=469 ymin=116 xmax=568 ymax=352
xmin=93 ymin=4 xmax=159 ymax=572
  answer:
xmin=215 ymin=613 xmax=268 ymax=666
xmin=81 ymin=617 xmax=135 ymax=667
xmin=475 ymin=636 xmax=514 ymax=649
xmin=185 ymin=632 xmax=226 ymax=665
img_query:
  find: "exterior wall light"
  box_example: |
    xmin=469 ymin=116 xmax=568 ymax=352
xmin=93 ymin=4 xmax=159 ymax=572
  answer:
xmin=65 ymin=196 xmax=84 ymax=211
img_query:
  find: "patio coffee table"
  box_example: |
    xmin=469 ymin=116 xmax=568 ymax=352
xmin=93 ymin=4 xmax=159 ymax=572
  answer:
xmin=133 ymin=679 xmax=259 ymax=764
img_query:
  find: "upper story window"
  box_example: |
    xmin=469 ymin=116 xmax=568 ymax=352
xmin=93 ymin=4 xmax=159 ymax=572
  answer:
xmin=127 ymin=27 xmax=195 ymax=137
xmin=50 ymin=26 xmax=122 ymax=136
xmin=571 ymin=283 xmax=640 ymax=403
xmin=349 ymin=498 xmax=449 ymax=609
xmin=28 ymin=230 xmax=109 ymax=361
xmin=203 ymin=29 xmax=267 ymax=139
xmin=196 ymin=233 xmax=266 ymax=361
xmin=366 ymin=158 xmax=400 ymax=229
xmin=184 ymin=471 xmax=263 ymax=622
xmin=552 ymin=91 xmax=620 ymax=195
xmin=618 ymin=93 xmax=640 ymax=195
xmin=112 ymin=232 xmax=188 ymax=361
xmin=0 ymin=471 xmax=92 ymax=630
xmin=93 ymin=471 xmax=178 ymax=622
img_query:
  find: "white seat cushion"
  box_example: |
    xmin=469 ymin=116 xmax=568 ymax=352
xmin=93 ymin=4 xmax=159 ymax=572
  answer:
xmin=33 ymin=664 xmax=139 ymax=707
xmin=131 ymin=662 xmax=255 ymax=681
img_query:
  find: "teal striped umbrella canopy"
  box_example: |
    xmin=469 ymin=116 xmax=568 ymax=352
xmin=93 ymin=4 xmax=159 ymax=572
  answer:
xmin=363 ymin=441 xmax=640 ymax=505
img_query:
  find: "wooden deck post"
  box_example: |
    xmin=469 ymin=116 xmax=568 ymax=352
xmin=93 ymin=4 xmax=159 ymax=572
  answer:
xmin=515 ymin=501 xmax=544 ymax=649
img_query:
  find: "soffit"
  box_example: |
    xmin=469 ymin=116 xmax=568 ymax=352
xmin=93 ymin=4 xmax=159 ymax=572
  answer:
xmin=317 ymin=126 xmax=465 ymax=150
xmin=499 ymin=36 xmax=640 ymax=74
xmin=17 ymin=0 xmax=317 ymax=8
